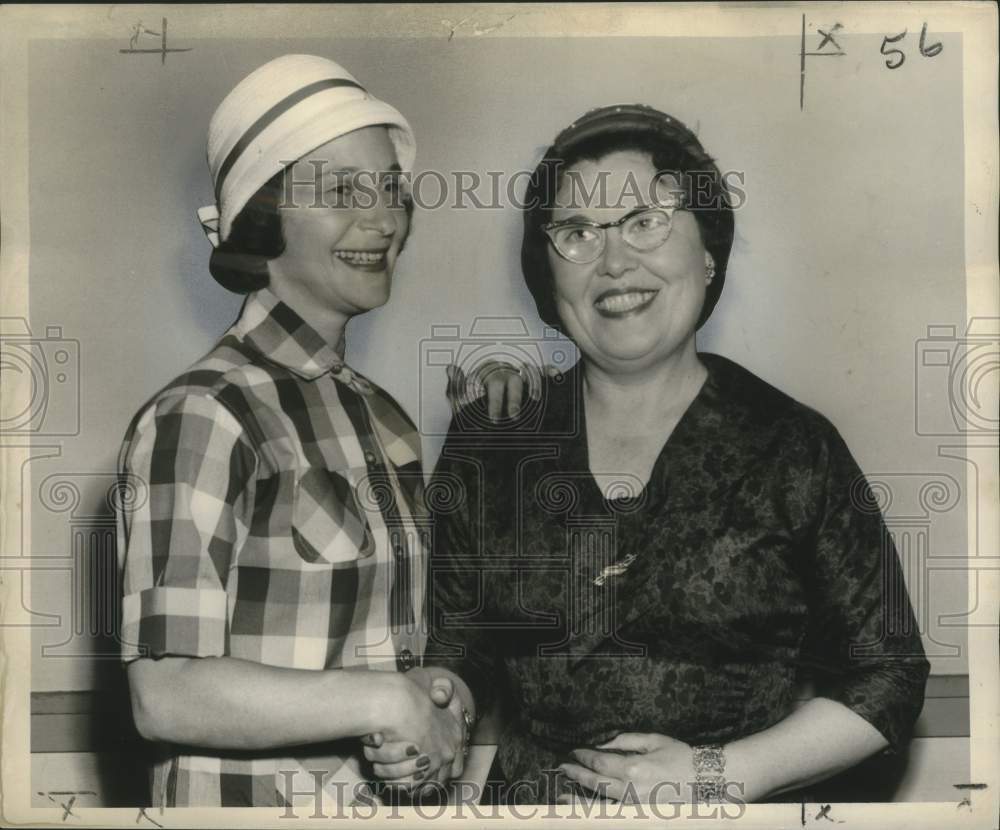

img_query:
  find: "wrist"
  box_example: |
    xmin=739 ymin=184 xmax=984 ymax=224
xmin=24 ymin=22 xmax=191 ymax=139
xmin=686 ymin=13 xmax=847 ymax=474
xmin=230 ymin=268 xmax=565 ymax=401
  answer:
xmin=721 ymin=735 xmax=777 ymax=803
xmin=380 ymin=671 xmax=429 ymax=737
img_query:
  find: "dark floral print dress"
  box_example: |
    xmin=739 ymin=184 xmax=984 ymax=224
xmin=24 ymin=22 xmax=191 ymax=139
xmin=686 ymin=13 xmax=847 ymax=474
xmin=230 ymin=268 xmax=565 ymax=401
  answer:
xmin=427 ymin=353 xmax=929 ymax=804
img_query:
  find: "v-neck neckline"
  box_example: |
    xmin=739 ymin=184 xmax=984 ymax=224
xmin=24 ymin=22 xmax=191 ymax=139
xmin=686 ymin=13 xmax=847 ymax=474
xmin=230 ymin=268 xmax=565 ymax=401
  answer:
xmin=571 ymin=357 xmax=714 ymax=508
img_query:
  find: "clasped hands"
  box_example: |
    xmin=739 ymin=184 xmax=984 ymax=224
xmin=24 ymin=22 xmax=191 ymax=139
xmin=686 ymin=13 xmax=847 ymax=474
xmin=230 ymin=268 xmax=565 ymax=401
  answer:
xmin=366 ymin=673 xmax=697 ymax=806
xmin=362 ymin=668 xmax=470 ymax=791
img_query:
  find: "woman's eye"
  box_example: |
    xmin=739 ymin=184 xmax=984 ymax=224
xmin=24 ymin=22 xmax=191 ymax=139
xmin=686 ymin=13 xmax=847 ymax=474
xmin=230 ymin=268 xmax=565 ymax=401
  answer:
xmin=637 ymin=214 xmax=666 ymax=230
xmin=566 ymin=227 xmax=596 ymax=243
xmin=323 ymin=179 xmax=354 ymax=202
xmin=381 ymin=177 xmax=412 ymax=208
xmin=322 ymin=182 xmax=355 ymax=208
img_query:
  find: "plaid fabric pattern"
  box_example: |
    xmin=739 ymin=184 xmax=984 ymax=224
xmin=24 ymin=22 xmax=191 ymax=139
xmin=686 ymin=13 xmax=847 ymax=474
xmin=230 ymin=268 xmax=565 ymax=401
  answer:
xmin=117 ymin=288 xmax=428 ymax=807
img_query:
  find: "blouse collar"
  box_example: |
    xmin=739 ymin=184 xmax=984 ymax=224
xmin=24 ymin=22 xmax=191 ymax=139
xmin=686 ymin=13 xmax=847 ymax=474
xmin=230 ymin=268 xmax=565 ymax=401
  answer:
xmin=233 ymin=288 xmax=373 ymax=392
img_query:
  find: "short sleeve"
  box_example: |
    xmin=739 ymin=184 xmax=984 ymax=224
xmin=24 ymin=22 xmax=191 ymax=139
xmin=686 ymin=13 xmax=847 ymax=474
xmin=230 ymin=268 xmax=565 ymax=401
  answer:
xmin=800 ymin=427 xmax=930 ymax=752
xmin=117 ymin=393 xmax=257 ymax=663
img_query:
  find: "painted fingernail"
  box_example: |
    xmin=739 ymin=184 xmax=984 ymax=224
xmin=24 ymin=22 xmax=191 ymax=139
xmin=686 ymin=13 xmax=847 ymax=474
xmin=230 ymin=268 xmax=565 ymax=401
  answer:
xmin=416 ymin=755 xmax=430 ymax=768
xmin=406 ymin=745 xmax=418 ymax=757
xmin=414 ymin=770 xmax=427 ymax=781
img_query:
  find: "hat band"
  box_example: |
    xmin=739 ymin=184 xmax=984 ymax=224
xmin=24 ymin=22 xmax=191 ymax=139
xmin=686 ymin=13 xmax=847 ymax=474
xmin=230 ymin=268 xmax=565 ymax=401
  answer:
xmin=214 ymin=77 xmax=365 ymax=201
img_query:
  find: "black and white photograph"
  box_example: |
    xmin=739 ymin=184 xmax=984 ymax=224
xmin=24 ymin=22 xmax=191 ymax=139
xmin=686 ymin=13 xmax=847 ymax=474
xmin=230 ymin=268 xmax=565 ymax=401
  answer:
xmin=1 ymin=3 xmax=997 ymax=826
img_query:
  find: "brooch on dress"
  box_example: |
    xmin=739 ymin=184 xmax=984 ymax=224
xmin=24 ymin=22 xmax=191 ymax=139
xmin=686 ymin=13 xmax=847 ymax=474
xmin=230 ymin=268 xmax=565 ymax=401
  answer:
xmin=593 ymin=553 xmax=637 ymax=586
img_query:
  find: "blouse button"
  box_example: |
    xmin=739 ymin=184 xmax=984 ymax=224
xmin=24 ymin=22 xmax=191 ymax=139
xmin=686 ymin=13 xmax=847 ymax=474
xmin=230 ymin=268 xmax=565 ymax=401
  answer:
xmin=396 ymin=648 xmax=415 ymax=672
xmin=363 ymin=450 xmax=378 ymax=466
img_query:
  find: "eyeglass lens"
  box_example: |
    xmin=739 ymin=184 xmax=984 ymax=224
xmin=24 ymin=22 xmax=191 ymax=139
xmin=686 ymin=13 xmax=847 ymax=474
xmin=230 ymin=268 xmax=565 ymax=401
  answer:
xmin=551 ymin=208 xmax=673 ymax=263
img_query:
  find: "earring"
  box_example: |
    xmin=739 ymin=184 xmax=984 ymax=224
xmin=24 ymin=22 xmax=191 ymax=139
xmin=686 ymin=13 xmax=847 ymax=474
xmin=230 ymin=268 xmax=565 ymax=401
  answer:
xmin=705 ymin=254 xmax=716 ymax=284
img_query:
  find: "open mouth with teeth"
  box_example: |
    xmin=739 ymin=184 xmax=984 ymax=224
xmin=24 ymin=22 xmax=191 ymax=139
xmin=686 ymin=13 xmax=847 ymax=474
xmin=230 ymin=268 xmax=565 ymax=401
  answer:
xmin=593 ymin=289 xmax=659 ymax=316
xmin=333 ymin=249 xmax=389 ymax=269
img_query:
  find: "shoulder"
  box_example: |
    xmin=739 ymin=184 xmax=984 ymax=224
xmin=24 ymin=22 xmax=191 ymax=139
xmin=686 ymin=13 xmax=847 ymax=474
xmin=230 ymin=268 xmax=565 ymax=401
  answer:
xmin=696 ymin=353 xmax=862 ymax=489
xmin=121 ymin=336 xmax=264 ymax=456
xmin=696 ymin=356 xmax=875 ymax=528
xmin=702 ymin=352 xmax=840 ymax=441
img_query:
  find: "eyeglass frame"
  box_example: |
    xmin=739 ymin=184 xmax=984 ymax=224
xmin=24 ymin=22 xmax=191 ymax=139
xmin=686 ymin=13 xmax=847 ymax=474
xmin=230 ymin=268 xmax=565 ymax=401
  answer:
xmin=540 ymin=199 xmax=684 ymax=264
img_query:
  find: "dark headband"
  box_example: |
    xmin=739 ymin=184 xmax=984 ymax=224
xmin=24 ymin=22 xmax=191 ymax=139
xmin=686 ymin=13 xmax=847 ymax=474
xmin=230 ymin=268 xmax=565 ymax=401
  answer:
xmin=549 ymin=104 xmax=707 ymax=169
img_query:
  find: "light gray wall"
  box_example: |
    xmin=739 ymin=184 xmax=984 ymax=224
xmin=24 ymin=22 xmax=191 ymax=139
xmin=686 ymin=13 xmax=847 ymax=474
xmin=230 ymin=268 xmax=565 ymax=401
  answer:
xmin=27 ymin=33 xmax=968 ymax=691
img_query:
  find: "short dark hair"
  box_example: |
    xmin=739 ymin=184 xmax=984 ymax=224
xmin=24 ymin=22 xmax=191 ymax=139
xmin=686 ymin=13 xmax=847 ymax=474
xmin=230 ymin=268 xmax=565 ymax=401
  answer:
xmin=520 ymin=106 xmax=735 ymax=332
xmin=209 ymin=170 xmax=286 ymax=294
xmin=208 ymin=166 xmax=416 ymax=295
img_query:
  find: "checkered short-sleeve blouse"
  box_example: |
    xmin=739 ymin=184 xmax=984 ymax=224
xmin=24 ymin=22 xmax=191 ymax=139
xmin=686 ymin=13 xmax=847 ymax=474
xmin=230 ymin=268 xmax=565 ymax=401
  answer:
xmin=116 ymin=288 xmax=427 ymax=807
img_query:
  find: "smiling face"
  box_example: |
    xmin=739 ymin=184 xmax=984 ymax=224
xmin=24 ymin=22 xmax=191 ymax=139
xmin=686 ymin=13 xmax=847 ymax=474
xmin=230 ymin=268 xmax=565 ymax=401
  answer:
xmin=547 ymin=151 xmax=709 ymax=374
xmin=266 ymin=126 xmax=410 ymax=331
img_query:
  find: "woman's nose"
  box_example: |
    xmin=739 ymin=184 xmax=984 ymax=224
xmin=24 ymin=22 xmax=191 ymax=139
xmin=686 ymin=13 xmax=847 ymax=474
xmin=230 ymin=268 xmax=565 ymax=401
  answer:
xmin=359 ymin=203 xmax=396 ymax=236
xmin=597 ymin=229 xmax=637 ymax=278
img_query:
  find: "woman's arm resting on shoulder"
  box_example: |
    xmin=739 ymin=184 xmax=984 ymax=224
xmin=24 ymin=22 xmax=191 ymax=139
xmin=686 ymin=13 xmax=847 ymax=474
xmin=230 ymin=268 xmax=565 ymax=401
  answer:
xmin=447 ymin=361 xmax=552 ymax=421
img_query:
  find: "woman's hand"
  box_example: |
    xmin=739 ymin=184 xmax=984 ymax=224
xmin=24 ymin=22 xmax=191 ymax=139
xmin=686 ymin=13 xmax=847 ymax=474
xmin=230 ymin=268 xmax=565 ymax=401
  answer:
xmin=447 ymin=361 xmax=556 ymax=421
xmin=365 ymin=670 xmax=466 ymax=787
xmin=559 ymin=733 xmax=694 ymax=804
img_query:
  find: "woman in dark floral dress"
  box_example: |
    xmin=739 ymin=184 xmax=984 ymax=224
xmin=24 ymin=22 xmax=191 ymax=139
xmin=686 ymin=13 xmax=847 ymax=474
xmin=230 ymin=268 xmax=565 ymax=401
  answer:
xmin=375 ymin=105 xmax=929 ymax=805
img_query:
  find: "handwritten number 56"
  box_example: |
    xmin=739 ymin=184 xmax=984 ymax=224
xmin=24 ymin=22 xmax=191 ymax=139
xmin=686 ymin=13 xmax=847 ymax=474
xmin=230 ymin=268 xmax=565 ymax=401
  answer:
xmin=881 ymin=23 xmax=943 ymax=69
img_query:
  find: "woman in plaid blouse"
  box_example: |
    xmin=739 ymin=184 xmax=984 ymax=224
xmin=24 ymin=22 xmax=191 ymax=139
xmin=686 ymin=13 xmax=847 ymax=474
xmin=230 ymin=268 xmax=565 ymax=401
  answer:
xmin=117 ymin=55 xmax=478 ymax=808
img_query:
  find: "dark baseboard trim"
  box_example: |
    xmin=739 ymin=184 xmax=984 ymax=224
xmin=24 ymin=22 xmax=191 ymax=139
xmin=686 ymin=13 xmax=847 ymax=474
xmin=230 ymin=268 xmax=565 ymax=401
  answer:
xmin=31 ymin=674 xmax=970 ymax=754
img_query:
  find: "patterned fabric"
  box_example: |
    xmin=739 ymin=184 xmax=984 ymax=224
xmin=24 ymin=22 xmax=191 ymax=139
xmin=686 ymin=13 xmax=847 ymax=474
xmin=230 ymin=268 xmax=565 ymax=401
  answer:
xmin=427 ymin=354 xmax=930 ymax=804
xmin=117 ymin=287 xmax=428 ymax=807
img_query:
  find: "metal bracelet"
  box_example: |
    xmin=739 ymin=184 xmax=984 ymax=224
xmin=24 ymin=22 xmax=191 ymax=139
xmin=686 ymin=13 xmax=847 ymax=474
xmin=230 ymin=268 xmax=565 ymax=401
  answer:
xmin=691 ymin=743 xmax=726 ymax=803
